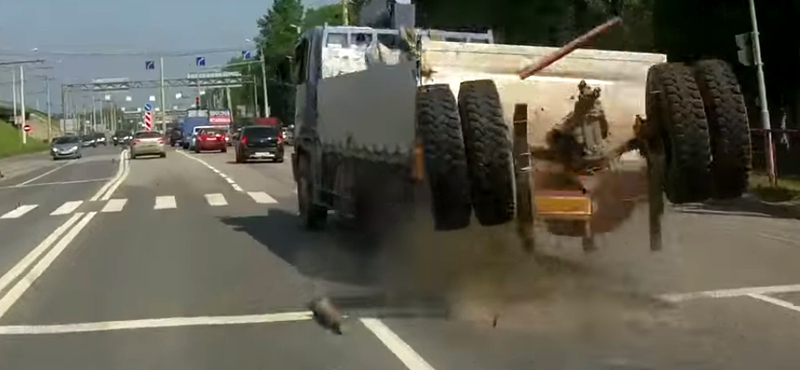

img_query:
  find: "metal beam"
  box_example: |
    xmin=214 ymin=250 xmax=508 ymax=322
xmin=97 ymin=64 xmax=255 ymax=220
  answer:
xmin=63 ymin=76 xmax=255 ymax=92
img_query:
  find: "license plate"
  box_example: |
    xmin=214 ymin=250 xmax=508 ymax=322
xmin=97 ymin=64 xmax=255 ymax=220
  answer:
xmin=254 ymin=152 xmax=274 ymax=157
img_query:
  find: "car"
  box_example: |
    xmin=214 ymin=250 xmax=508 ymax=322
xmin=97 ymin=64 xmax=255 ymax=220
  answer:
xmin=51 ymin=135 xmax=82 ymax=160
xmin=112 ymin=130 xmax=132 ymax=146
xmin=194 ymin=127 xmax=228 ymax=153
xmin=94 ymin=132 xmax=107 ymax=146
xmin=169 ymin=128 xmax=182 ymax=147
xmin=187 ymin=125 xmax=216 ymax=151
xmin=129 ymin=131 xmax=167 ymax=159
xmin=81 ymin=134 xmax=97 ymax=147
xmin=235 ymin=125 xmax=284 ymax=163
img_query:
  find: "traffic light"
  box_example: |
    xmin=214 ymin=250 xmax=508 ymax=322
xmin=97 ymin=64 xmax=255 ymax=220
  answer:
xmin=735 ymin=32 xmax=754 ymax=66
xmin=195 ymin=96 xmax=201 ymax=109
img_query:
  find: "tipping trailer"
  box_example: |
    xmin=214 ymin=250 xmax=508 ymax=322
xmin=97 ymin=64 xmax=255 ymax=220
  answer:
xmin=291 ymin=7 xmax=751 ymax=252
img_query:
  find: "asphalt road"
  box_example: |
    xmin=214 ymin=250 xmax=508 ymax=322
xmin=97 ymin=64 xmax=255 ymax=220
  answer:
xmin=1 ymin=144 xmax=800 ymax=369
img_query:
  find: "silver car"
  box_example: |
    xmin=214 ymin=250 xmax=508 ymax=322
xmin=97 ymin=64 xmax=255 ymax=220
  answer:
xmin=51 ymin=136 xmax=82 ymax=160
xmin=129 ymin=131 xmax=166 ymax=159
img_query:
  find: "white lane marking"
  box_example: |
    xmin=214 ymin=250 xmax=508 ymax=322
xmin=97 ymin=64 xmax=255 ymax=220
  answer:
xmin=0 ymin=311 xmax=314 ymax=335
xmin=659 ymin=283 xmax=800 ymax=303
xmin=0 ymin=178 xmax=112 ymax=190
xmin=748 ymin=293 xmax=800 ymax=314
xmin=0 ymin=212 xmax=96 ymax=320
xmin=360 ymin=318 xmax=436 ymax=370
xmin=204 ymin=193 xmax=228 ymax=206
xmin=101 ymin=199 xmax=127 ymax=213
xmin=50 ymin=201 xmax=83 ymax=216
xmin=15 ymin=161 xmax=72 ymax=187
xmin=0 ymin=213 xmax=83 ymax=296
xmin=248 ymin=191 xmax=277 ymax=204
xmin=177 ymin=150 xmax=243 ymax=192
xmin=0 ymin=205 xmax=38 ymax=219
xmin=99 ymin=154 xmax=130 ymax=201
xmin=89 ymin=150 xmax=127 ymax=201
xmin=154 ymin=196 xmax=177 ymax=210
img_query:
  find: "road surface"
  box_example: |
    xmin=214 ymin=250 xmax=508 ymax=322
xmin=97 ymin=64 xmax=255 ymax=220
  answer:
xmin=1 ymin=144 xmax=800 ymax=369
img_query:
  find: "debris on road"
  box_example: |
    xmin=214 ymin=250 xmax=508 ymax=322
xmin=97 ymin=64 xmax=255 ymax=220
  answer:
xmin=308 ymin=296 xmax=344 ymax=335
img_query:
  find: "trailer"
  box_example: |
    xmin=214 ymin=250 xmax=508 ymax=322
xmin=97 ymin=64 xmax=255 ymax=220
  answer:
xmin=290 ymin=2 xmax=752 ymax=253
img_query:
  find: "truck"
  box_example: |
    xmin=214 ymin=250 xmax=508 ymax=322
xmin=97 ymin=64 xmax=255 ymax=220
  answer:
xmin=290 ymin=0 xmax=751 ymax=253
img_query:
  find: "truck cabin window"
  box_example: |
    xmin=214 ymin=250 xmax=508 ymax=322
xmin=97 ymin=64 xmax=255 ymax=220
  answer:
xmin=326 ymin=33 xmax=347 ymax=47
xmin=351 ymin=33 xmax=373 ymax=48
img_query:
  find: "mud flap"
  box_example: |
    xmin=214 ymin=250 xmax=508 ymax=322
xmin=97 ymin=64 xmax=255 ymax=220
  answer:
xmin=512 ymin=104 xmax=535 ymax=252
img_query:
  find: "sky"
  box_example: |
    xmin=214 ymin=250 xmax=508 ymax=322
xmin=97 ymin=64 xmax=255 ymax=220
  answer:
xmin=0 ymin=0 xmax=334 ymax=114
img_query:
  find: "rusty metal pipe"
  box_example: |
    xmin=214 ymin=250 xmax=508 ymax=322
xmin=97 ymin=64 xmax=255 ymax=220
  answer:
xmin=518 ymin=17 xmax=623 ymax=80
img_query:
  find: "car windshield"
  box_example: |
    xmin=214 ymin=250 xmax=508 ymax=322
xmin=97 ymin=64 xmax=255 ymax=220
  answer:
xmin=134 ymin=131 xmax=162 ymax=139
xmin=94 ymin=133 xmax=104 ymax=138
xmin=53 ymin=136 xmax=79 ymax=144
xmin=114 ymin=131 xmax=130 ymax=137
xmin=244 ymin=126 xmax=279 ymax=138
xmin=82 ymin=135 xmax=93 ymax=140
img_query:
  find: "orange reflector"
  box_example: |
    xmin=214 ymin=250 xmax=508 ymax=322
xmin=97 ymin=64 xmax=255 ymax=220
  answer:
xmin=535 ymin=193 xmax=593 ymax=218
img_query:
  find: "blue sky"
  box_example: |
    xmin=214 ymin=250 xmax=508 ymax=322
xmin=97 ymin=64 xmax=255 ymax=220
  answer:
xmin=0 ymin=0 xmax=333 ymax=113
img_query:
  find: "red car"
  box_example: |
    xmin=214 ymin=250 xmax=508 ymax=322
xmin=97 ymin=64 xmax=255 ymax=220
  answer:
xmin=194 ymin=128 xmax=228 ymax=153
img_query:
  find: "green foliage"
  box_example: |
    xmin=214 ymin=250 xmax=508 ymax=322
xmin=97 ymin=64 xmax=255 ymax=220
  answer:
xmin=0 ymin=121 xmax=48 ymax=158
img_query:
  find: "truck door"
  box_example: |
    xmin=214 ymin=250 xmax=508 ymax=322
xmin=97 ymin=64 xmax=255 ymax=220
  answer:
xmin=293 ymin=36 xmax=313 ymax=144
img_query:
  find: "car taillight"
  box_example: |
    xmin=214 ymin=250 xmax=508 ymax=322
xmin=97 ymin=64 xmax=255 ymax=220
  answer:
xmin=157 ymin=138 xmax=164 ymax=144
xmin=277 ymin=133 xmax=283 ymax=144
xmin=131 ymin=139 xmax=140 ymax=145
xmin=240 ymin=136 xmax=247 ymax=145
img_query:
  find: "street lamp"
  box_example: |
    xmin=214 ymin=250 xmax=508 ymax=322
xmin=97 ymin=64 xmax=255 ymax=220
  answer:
xmin=245 ymin=38 xmax=270 ymax=117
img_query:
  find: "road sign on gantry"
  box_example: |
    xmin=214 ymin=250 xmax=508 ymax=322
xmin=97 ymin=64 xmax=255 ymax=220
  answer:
xmin=196 ymin=56 xmax=205 ymax=66
xmin=145 ymin=61 xmax=155 ymax=70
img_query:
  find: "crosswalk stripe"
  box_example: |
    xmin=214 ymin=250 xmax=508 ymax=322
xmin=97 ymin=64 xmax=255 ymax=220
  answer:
xmin=154 ymin=196 xmax=177 ymax=210
xmin=204 ymin=193 xmax=227 ymax=206
xmin=50 ymin=201 xmax=83 ymax=216
xmin=101 ymin=199 xmax=127 ymax=212
xmin=248 ymin=191 xmax=278 ymax=204
xmin=0 ymin=205 xmax=38 ymax=219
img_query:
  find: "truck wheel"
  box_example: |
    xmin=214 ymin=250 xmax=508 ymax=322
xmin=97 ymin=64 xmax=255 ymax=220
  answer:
xmin=646 ymin=62 xmax=712 ymax=204
xmin=297 ymin=155 xmax=327 ymax=230
xmin=457 ymin=79 xmax=514 ymax=226
xmin=417 ymin=84 xmax=471 ymax=231
xmin=693 ymin=59 xmax=752 ymax=199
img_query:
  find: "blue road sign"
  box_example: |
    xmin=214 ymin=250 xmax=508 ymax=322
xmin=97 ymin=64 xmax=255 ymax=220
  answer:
xmin=144 ymin=103 xmax=153 ymax=111
xmin=242 ymin=50 xmax=251 ymax=59
xmin=196 ymin=56 xmax=205 ymax=66
xmin=145 ymin=60 xmax=155 ymax=70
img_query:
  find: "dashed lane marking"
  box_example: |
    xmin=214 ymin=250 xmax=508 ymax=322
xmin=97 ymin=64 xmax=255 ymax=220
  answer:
xmin=178 ymin=151 xmax=243 ymax=192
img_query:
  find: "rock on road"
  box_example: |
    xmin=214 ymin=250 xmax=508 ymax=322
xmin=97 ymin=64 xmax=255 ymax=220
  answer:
xmin=0 ymin=145 xmax=799 ymax=369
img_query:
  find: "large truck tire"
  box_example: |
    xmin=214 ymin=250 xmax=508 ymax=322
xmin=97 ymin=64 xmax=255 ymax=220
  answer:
xmin=297 ymin=155 xmax=327 ymax=230
xmin=646 ymin=62 xmax=712 ymax=204
xmin=693 ymin=59 xmax=752 ymax=199
xmin=417 ymin=84 xmax=471 ymax=231
xmin=457 ymin=79 xmax=515 ymax=226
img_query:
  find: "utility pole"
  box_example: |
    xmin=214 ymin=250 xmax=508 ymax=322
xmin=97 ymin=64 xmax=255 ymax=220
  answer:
xmin=91 ymin=98 xmax=97 ymax=133
xmin=342 ymin=0 xmax=349 ymax=25
xmin=748 ymin=0 xmax=776 ymax=185
xmin=159 ymin=56 xmax=167 ymax=132
xmin=61 ymin=85 xmax=67 ymax=134
xmin=11 ymin=70 xmax=17 ymax=127
xmin=19 ymin=65 xmax=26 ymax=145
xmin=260 ymin=52 xmax=269 ymax=117
xmin=45 ymin=77 xmax=52 ymax=141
